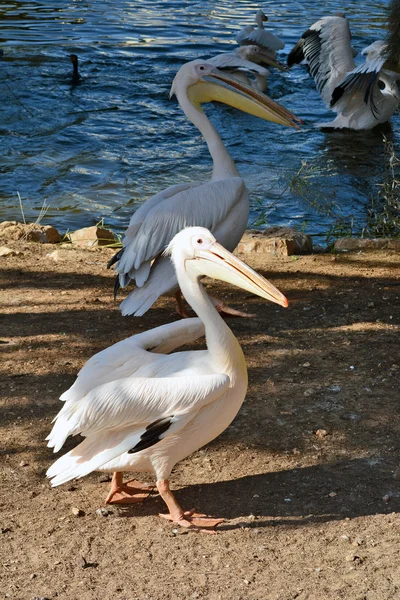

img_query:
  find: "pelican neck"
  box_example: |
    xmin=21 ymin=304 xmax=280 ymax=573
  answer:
xmin=178 ymin=272 xmax=244 ymax=375
xmin=176 ymin=89 xmax=240 ymax=180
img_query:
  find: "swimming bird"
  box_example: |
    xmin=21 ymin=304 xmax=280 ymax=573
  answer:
xmin=69 ymin=54 xmax=81 ymax=85
xmin=47 ymin=227 xmax=288 ymax=532
xmin=108 ymin=59 xmax=299 ymax=318
xmin=287 ymin=15 xmax=399 ymax=129
xmin=236 ymin=9 xmax=284 ymax=57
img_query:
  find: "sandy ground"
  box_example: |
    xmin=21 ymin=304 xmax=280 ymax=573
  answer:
xmin=1 ymin=241 xmax=399 ymax=600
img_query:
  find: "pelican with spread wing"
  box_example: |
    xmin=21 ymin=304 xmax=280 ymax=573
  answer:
xmin=288 ymin=15 xmax=399 ymax=129
xmin=236 ymin=9 xmax=284 ymax=57
xmin=109 ymin=59 xmax=299 ymax=317
xmin=47 ymin=227 xmax=288 ymax=532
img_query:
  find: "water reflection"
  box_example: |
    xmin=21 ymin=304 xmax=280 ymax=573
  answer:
xmin=0 ymin=0 xmax=397 ymax=241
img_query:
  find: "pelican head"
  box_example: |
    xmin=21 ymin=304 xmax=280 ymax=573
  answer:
xmin=170 ymin=59 xmax=300 ymax=128
xmin=166 ymin=227 xmax=288 ymax=308
xmin=237 ymin=44 xmax=288 ymax=71
xmin=256 ymin=9 xmax=268 ymax=26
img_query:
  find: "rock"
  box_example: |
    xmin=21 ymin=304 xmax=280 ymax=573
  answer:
xmin=0 ymin=246 xmax=23 ymax=257
xmin=46 ymin=250 xmax=59 ymax=262
xmin=71 ymin=506 xmax=85 ymax=517
xmin=334 ymin=237 xmax=400 ymax=252
xmin=98 ymin=473 xmax=112 ymax=483
xmin=0 ymin=221 xmax=61 ymax=243
xmin=19 ymin=460 xmax=28 ymax=467
xmin=237 ymin=228 xmax=312 ymax=257
xmin=68 ymin=226 xmax=115 ymax=248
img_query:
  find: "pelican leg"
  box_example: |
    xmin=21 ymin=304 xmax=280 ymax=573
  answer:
xmin=105 ymin=472 xmax=154 ymax=505
xmin=157 ymin=479 xmax=224 ymax=534
xmin=175 ymin=290 xmax=190 ymax=318
xmin=209 ymin=295 xmax=256 ymax=318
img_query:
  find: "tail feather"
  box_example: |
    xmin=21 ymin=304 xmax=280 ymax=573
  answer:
xmin=119 ymin=255 xmax=177 ymax=317
xmin=47 ymin=425 xmax=143 ymax=486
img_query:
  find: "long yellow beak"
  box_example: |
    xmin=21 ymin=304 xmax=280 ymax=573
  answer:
xmin=193 ymin=241 xmax=288 ymax=308
xmin=187 ymin=68 xmax=301 ymax=129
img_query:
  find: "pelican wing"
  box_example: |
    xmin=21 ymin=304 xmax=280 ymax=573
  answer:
xmin=236 ymin=26 xmax=284 ymax=52
xmin=362 ymin=40 xmax=388 ymax=61
xmin=288 ymin=16 xmax=356 ymax=105
xmin=208 ymin=52 xmax=269 ymax=76
xmin=58 ymin=318 xmax=205 ymax=405
xmin=330 ymin=57 xmax=387 ymax=119
xmin=46 ymin=372 xmax=230 ymax=483
xmin=115 ymin=177 xmax=245 ymax=287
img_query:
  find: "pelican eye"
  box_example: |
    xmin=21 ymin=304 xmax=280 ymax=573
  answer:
xmin=378 ymin=80 xmax=386 ymax=91
xmin=197 ymin=238 xmax=203 ymax=244
xmin=199 ymin=66 xmax=205 ymax=71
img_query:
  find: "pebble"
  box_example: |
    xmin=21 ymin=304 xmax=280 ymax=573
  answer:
xmin=19 ymin=460 xmax=28 ymax=467
xmin=328 ymin=491 xmax=337 ymax=497
xmin=243 ymin=579 xmax=250 ymax=585
xmin=96 ymin=507 xmax=112 ymax=517
xmin=345 ymin=554 xmax=358 ymax=562
xmin=382 ymin=494 xmax=391 ymax=503
xmin=303 ymin=388 xmax=315 ymax=397
xmin=327 ymin=385 xmax=341 ymax=393
xmin=315 ymin=429 xmax=328 ymax=438
xmin=393 ymin=467 xmax=400 ymax=481
xmin=71 ymin=506 xmax=85 ymax=517
xmin=302 ymin=361 xmax=311 ymax=367
xmin=98 ymin=474 xmax=112 ymax=483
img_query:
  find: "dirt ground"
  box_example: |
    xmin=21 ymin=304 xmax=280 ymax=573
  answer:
xmin=1 ymin=240 xmax=399 ymax=600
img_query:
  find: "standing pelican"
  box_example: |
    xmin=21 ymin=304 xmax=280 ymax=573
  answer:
xmin=287 ymin=15 xmax=399 ymax=129
xmin=109 ymin=59 xmax=299 ymax=317
xmin=236 ymin=9 xmax=284 ymax=56
xmin=47 ymin=227 xmax=288 ymax=532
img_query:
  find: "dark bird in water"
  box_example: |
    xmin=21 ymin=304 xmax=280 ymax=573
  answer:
xmin=69 ymin=54 xmax=81 ymax=85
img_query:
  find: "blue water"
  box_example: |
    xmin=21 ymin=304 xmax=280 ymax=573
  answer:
xmin=0 ymin=0 xmax=397 ymax=241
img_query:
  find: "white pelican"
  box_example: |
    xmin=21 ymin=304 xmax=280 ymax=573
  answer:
xmin=108 ymin=59 xmax=299 ymax=318
xmin=287 ymin=15 xmax=399 ymax=129
xmin=236 ymin=9 xmax=284 ymax=57
xmin=207 ymin=46 xmax=271 ymax=92
xmin=47 ymin=227 xmax=288 ymax=532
